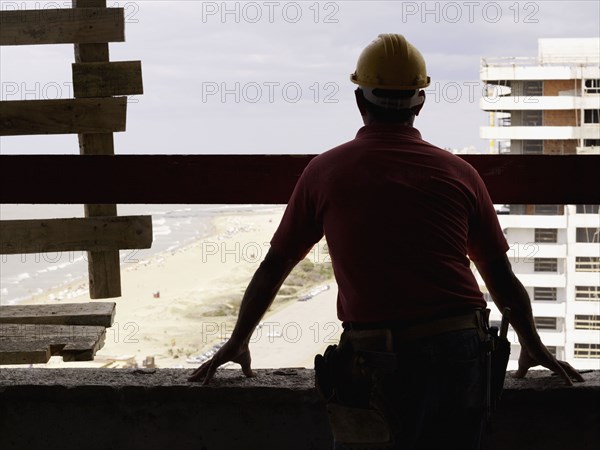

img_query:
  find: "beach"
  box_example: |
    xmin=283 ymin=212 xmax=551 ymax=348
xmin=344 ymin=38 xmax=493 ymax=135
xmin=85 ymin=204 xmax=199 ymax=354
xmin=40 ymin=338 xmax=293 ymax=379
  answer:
xmin=6 ymin=207 xmax=340 ymax=370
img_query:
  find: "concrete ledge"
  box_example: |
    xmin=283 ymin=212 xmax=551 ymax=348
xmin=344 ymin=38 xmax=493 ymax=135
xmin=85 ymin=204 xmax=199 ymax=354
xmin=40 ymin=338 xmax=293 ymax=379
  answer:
xmin=483 ymin=370 xmax=600 ymax=450
xmin=1 ymin=368 xmax=598 ymax=450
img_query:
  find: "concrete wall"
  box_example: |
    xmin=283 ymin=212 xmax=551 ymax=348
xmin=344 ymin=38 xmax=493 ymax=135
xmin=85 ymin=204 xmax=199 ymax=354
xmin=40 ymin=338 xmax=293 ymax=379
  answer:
xmin=1 ymin=368 xmax=598 ymax=450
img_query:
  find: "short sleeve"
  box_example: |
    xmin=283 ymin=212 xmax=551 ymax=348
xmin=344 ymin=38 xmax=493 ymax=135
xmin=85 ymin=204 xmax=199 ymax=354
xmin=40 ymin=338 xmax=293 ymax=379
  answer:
xmin=466 ymin=170 xmax=509 ymax=262
xmin=270 ymin=165 xmax=324 ymax=261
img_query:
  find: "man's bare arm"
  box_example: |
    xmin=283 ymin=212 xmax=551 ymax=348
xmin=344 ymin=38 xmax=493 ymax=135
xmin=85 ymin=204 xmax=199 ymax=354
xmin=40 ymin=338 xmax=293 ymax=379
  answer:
xmin=229 ymin=249 xmax=298 ymax=344
xmin=474 ymin=254 xmax=584 ymax=385
xmin=188 ymin=248 xmax=297 ymax=383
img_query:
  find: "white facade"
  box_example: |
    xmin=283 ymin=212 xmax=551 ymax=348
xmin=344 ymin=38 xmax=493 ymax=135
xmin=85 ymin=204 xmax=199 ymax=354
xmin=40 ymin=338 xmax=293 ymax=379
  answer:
xmin=479 ymin=39 xmax=600 ymax=370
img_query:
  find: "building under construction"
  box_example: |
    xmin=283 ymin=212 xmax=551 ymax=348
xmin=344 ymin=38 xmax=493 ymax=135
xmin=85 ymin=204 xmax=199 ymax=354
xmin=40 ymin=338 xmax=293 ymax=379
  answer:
xmin=480 ymin=38 xmax=600 ymax=371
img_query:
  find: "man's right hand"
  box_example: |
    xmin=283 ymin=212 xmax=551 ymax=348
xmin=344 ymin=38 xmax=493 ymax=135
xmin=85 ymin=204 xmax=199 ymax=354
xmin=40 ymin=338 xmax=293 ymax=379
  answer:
xmin=514 ymin=345 xmax=584 ymax=386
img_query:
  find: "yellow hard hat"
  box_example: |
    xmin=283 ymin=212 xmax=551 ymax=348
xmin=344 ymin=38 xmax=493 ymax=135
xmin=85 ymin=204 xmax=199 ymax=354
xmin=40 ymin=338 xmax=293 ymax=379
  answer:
xmin=350 ymin=34 xmax=430 ymax=90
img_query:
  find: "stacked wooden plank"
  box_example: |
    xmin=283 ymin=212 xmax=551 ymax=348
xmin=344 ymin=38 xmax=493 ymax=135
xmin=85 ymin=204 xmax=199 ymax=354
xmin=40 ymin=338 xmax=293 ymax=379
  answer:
xmin=0 ymin=303 xmax=115 ymax=364
xmin=0 ymin=0 xmax=148 ymax=300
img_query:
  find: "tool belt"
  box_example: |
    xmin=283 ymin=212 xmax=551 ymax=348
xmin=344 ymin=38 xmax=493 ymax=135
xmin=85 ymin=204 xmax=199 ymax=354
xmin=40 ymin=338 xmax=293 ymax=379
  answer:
xmin=314 ymin=309 xmax=511 ymax=448
xmin=315 ymin=341 xmax=394 ymax=449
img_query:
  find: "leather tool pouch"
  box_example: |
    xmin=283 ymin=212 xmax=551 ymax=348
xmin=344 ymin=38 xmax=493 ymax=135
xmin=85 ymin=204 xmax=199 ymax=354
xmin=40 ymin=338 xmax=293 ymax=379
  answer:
xmin=315 ymin=336 xmax=395 ymax=449
xmin=314 ymin=344 xmax=339 ymax=402
xmin=488 ymin=327 xmax=511 ymax=411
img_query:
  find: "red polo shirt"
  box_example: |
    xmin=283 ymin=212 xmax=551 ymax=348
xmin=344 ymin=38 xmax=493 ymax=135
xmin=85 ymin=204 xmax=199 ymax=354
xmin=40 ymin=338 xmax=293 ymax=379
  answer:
xmin=270 ymin=123 xmax=509 ymax=323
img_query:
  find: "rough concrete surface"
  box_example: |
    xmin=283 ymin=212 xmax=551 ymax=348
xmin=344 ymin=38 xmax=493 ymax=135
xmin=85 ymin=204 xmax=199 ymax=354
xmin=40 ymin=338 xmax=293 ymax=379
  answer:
xmin=1 ymin=368 xmax=598 ymax=450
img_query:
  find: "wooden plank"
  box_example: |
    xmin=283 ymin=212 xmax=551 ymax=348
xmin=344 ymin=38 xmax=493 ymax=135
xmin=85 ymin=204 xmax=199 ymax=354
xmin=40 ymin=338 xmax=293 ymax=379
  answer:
xmin=0 ymin=215 xmax=152 ymax=254
xmin=0 ymin=8 xmax=124 ymax=46
xmin=0 ymin=155 xmax=598 ymax=205
xmin=0 ymin=97 xmax=127 ymax=136
xmin=0 ymin=341 xmax=50 ymax=364
xmin=0 ymin=303 xmax=116 ymax=327
xmin=0 ymin=324 xmax=106 ymax=364
xmin=73 ymin=61 xmax=143 ymax=98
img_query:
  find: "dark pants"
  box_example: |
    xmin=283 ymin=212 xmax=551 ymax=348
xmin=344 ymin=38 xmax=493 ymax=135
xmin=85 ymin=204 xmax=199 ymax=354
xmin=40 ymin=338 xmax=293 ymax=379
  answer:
xmin=333 ymin=328 xmax=485 ymax=450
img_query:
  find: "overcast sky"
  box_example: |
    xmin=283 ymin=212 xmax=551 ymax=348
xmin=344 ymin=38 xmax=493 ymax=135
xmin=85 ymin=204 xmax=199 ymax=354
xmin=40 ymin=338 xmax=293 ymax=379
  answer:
xmin=1 ymin=0 xmax=599 ymax=155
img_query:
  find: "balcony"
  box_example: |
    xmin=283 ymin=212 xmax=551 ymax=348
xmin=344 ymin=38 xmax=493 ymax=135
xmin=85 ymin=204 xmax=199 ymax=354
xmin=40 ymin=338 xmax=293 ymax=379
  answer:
xmin=570 ymin=214 xmax=600 ymax=228
xmin=536 ymin=331 xmax=567 ymax=347
xmin=499 ymin=215 xmax=567 ymax=229
xmin=572 ymin=243 xmax=600 ymax=257
xmin=577 ymin=146 xmax=600 ymax=155
xmin=571 ymin=272 xmax=600 ymax=286
xmin=508 ymin=243 xmax=567 ymax=259
xmin=570 ymin=302 xmax=600 ymax=317
xmin=480 ymin=95 xmax=600 ymax=111
xmin=480 ymin=62 xmax=599 ymax=82
xmin=531 ymin=302 xmax=567 ymax=317
xmin=1 ymin=154 xmax=599 ymax=449
xmin=513 ymin=273 xmax=567 ymax=288
xmin=480 ymin=126 xmax=600 ymax=140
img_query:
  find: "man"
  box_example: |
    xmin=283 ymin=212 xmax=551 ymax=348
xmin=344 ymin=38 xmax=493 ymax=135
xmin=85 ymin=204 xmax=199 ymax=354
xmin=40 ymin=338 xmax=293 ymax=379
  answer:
xmin=189 ymin=34 xmax=583 ymax=448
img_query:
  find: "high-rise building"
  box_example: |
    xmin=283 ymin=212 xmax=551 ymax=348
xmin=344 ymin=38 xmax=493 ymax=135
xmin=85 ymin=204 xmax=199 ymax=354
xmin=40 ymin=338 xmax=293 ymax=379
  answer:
xmin=480 ymin=38 xmax=600 ymax=370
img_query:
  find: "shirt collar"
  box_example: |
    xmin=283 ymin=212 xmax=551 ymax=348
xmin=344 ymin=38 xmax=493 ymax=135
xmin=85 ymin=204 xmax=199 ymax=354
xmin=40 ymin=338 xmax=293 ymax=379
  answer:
xmin=356 ymin=123 xmax=422 ymax=141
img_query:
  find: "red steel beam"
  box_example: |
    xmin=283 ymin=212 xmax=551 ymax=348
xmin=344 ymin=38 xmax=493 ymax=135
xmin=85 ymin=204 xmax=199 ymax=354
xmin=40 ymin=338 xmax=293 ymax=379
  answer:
xmin=1 ymin=154 xmax=598 ymax=204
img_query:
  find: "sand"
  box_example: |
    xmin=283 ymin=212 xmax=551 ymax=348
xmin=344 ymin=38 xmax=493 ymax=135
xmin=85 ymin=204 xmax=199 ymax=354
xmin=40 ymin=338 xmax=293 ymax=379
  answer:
xmin=12 ymin=207 xmax=341 ymax=370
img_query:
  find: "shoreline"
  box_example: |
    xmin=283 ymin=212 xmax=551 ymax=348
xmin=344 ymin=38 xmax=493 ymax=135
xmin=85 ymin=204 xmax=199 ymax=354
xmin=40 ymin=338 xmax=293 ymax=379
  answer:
xmin=5 ymin=207 xmax=340 ymax=370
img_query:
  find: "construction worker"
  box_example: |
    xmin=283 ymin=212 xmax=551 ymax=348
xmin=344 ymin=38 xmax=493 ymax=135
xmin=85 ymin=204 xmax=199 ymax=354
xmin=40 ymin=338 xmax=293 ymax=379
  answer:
xmin=188 ymin=34 xmax=583 ymax=448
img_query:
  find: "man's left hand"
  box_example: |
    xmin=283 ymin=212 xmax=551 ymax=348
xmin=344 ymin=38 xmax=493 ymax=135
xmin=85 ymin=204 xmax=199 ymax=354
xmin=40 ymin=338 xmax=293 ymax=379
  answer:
xmin=187 ymin=339 xmax=256 ymax=384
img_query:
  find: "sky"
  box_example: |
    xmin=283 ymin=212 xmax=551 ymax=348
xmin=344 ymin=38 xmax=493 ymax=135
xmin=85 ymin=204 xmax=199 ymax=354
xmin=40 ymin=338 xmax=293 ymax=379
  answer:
xmin=1 ymin=0 xmax=599 ymax=155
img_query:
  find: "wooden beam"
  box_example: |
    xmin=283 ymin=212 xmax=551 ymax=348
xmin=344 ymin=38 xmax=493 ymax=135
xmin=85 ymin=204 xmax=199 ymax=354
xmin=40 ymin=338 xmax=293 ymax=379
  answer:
xmin=72 ymin=2 xmax=124 ymax=300
xmin=73 ymin=0 xmax=111 ymax=62
xmin=0 ymin=324 xmax=106 ymax=364
xmin=0 ymin=8 xmax=124 ymax=46
xmin=73 ymin=61 xmax=143 ymax=98
xmin=0 ymin=97 xmax=127 ymax=136
xmin=0 ymin=303 xmax=116 ymax=327
xmin=0 ymin=215 xmax=152 ymax=254
xmin=87 ymin=245 xmax=122 ymax=298
xmin=0 ymin=155 xmax=598 ymax=205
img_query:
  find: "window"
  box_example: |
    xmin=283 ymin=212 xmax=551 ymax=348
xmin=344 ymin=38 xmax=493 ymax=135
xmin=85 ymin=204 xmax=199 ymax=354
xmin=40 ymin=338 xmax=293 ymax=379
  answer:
xmin=584 ymin=109 xmax=600 ymax=124
xmin=499 ymin=116 xmax=511 ymax=127
xmin=534 ymin=205 xmax=563 ymax=215
xmin=534 ymin=317 xmax=557 ymax=330
xmin=583 ymin=139 xmax=600 ymax=147
xmin=523 ymin=110 xmax=543 ymax=126
xmin=510 ymin=205 xmax=565 ymax=216
xmin=523 ymin=140 xmax=543 ymax=155
xmin=535 ymin=228 xmax=557 ymax=243
xmin=534 ymin=287 xmax=557 ymax=301
xmin=498 ymin=141 xmax=511 ymax=154
xmin=575 ymin=286 xmax=600 ymax=301
xmin=584 ymin=79 xmax=600 ymax=94
xmin=576 ymin=205 xmax=600 ymax=214
xmin=510 ymin=204 xmax=526 ymax=215
xmin=546 ymin=346 xmax=557 ymax=357
xmin=576 ymin=257 xmax=600 ymax=272
xmin=575 ymin=315 xmax=600 ymax=330
xmin=576 ymin=228 xmax=600 ymax=243
xmin=523 ymin=80 xmax=543 ymax=96
xmin=534 ymin=258 xmax=558 ymax=272
xmin=574 ymin=343 xmax=600 ymax=359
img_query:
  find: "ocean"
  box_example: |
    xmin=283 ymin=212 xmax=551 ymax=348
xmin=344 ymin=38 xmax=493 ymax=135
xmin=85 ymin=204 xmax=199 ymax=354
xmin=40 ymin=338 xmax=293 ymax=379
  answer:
xmin=0 ymin=204 xmax=274 ymax=305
